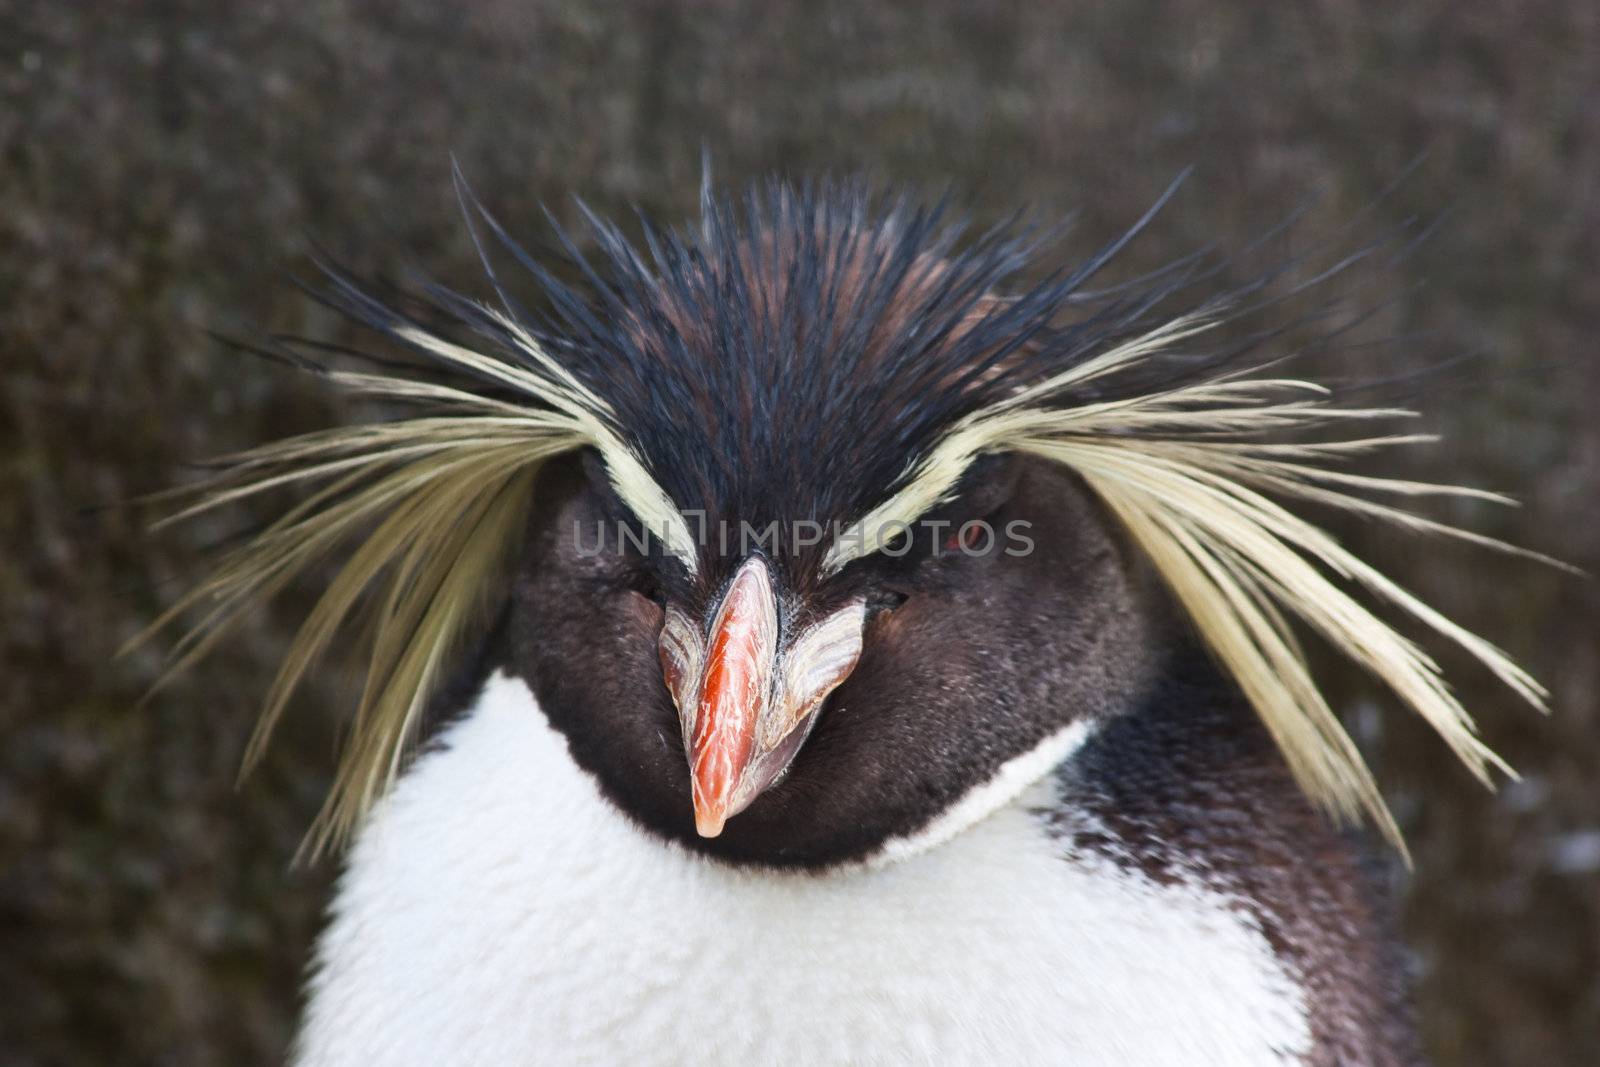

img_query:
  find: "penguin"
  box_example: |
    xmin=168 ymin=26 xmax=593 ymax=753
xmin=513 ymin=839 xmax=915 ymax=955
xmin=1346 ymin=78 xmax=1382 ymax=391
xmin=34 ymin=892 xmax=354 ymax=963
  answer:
xmin=141 ymin=175 xmax=1551 ymax=1065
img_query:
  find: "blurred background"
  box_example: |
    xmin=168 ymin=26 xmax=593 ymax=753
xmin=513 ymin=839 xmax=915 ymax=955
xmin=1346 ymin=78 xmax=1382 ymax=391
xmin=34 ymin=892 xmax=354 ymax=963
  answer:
xmin=2 ymin=1 xmax=1596 ymax=1063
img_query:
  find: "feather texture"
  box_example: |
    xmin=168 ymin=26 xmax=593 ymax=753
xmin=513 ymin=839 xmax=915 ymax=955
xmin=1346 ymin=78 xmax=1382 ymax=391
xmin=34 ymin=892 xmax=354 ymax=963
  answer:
xmin=828 ymin=317 xmax=1562 ymax=854
xmin=135 ymin=176 xmax=1559 ymax=857
xmin=130 ymin=302 xmax=692 ymax=854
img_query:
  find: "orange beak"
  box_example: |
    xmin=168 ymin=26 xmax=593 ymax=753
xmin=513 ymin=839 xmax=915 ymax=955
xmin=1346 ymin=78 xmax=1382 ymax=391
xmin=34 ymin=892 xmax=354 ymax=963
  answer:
xmin=658 ymin=557 xmax=865 ymax=838
xmin=683 ymin=556 xmax=778 ymax=836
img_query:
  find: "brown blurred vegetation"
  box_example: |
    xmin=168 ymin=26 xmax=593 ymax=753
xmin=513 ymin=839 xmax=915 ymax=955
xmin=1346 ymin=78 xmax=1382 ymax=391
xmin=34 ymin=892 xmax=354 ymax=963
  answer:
xmin=2 ymin=1 xmax=1596 ymax=1063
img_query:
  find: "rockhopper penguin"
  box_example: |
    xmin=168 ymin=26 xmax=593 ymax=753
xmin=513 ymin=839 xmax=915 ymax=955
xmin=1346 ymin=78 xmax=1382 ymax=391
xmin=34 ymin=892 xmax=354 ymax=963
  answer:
xmin=140 ymin=174 xmax=1554 ymax=1065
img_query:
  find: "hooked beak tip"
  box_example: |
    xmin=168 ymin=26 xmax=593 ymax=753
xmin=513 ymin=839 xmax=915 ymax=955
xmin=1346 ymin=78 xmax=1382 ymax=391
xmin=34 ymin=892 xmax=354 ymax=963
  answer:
xmin=694 ymin=804 xmax=728 ymax=838
xmin=661 ymin=555 xmax=867 ymax=842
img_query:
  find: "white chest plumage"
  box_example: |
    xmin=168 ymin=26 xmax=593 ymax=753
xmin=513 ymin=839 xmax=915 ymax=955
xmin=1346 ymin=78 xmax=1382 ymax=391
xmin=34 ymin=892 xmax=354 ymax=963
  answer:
xmin=295 ymin=672 xmax=1311 ymax=1066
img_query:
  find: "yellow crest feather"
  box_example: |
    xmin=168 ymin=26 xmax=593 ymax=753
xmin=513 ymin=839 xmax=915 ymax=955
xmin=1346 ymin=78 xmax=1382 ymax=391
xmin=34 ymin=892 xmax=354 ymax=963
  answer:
xmin=137 ymin=271 xmax=1560 ymax=861
xmin=131 ymin=310 xmax=693 ymax=856
xmin=827 ymin=315 xmax=1563 ymax=859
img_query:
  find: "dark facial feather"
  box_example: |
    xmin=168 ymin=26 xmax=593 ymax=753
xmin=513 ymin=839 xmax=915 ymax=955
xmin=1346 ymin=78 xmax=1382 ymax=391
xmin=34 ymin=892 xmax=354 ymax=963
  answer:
xmin=134 ymin=174 xmax=1555 ymax=856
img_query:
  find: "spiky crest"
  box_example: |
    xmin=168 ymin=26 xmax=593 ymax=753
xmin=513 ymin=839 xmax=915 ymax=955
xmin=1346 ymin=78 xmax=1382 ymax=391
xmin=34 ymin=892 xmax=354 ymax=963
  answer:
xmin=134 ymin=174 xmax=1560 ymax=857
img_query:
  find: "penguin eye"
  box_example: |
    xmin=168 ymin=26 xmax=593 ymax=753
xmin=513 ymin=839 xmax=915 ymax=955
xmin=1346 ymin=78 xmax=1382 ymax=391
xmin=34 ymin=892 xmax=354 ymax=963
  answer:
xmin=943 ymin=522 xmax=990 ymax=554
xmin=936 ymin=456 xmax=1020 ymax=549
xmin=867 ymin=472 xmax=1018 ymax=572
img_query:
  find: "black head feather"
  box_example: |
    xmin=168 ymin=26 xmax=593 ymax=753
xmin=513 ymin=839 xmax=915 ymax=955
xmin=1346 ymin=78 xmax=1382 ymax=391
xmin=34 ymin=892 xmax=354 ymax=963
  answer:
xmin=303 ymin=171 xmax=1345 ymax=596
xmin=148 ymin=172 xmax=1541 ymax=859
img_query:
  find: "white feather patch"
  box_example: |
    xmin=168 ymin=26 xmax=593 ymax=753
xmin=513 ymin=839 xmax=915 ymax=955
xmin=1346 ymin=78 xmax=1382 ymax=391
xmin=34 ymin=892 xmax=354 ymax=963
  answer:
xmin=295 ymin=673 xmax=1312 ymax=1067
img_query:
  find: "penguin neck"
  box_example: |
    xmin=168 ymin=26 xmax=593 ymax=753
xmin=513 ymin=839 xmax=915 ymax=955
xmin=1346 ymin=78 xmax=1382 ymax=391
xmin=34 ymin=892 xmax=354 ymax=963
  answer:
xmin=863 ymin=714 xmax=1099 ymax=867
xmin=299 ymin=670 xmax=1325 ymax=1065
